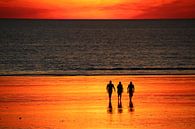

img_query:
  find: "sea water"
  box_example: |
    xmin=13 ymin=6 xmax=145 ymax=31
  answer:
xmin=0 ymin=19 xmax=195 ymax=75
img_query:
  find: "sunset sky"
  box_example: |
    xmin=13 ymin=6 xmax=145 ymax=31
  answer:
xmin=0 ymin=0 xmax=195 ymax=19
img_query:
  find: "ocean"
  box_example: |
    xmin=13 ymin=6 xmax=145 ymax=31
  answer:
xmin=0 ymin=19 xmax=195 ymax=75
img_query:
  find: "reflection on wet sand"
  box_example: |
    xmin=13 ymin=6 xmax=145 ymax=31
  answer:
xmin=107 ymin=100 xmax=133 ymax=114
xmin=107 ymin=101 xmax=113 ymax=114
xmin=118 ymin=100 xmax=123 ymax=113
xmin=129 ymin=100 xmax=134 ymax=112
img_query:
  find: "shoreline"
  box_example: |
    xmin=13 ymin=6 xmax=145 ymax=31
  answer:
xmin=0 ymin=73 xmax=195 ymax=77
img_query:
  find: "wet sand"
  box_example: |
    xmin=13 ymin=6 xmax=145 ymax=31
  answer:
xmin=0 ymin=75 xmax=195 ymax=129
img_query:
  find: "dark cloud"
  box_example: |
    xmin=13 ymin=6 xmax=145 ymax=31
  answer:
xmin=0 ymin=6 xmax=50 ymax=18
xmin=0 ymin=0 xmax=15 ymax=2
xmin=133 ymin=0 xmax=195 ymax=19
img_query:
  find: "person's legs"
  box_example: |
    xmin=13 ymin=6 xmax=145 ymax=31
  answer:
xmin=109 ymin=92 xmax=112 ymax=101
xmin=129 ymin=94 xmax=132 ymax=102
xmin=129 ymin=91 xmax=133 ymax=100
xmin=119 ymin=94 xmax=121 ymax=101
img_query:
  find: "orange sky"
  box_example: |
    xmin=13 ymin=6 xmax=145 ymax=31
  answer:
xmin=0 ymin=0 xmax=195 ymax=19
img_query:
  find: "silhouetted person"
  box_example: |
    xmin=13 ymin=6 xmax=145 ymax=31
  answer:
xmin=127 ymin=81 xmax=135 ymax=102
xmin=117 ymin=81 xmax=123 ymax=102
xmin=106 ymin=81 xmax=115 ymax=102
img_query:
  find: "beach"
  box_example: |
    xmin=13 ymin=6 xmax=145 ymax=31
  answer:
xmin=0 ymin=75 xmax=194 ymax=129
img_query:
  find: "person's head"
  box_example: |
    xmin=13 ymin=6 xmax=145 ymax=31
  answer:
xmin=119 ymin=81 xmax=121 ymax=84
xmin=130 ymin=81 xmax=132 ymax=84
xmin=109 ymin=80 xmax=112 ymax=84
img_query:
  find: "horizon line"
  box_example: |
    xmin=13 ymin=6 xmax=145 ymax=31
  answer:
xmin=0 ymin=18 xmax=195 ymax=21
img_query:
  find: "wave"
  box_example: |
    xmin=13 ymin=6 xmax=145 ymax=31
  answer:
xmin=66 ymin=67 xmax=195 ymax=71
xmin=0 ymin=67 xmax=195 ymax=76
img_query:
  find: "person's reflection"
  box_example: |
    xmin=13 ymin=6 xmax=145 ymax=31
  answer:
xmin=107 ymin=101 xmax=113 ymax=114
xmin=129 ymin=100 xmax=134 ymax=112
xmin=118 ymin=100 xmax=123 ymax=113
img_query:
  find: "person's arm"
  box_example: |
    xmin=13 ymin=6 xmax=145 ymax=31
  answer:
xmin=113 ymin=85 xmax=116 ymax=92
xmin=127 ymin=85 xmax=129 ymax=93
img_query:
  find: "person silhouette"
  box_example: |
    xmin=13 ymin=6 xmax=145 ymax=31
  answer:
xmin=106 ymin=81 xmax=115 ymax=102
xmin=127 ymin=81 xmax=135 ymax=102
xmin=117 ymin=81 xmax=123 ymax=102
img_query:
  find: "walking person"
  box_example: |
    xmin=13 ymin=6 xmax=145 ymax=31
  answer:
xmin=106 ymin=81 xmax=115 ymax=102
xmin=117 ymin=81 xmax=123 ymax=102
xmin=127 ymin=81 xmax=135 ymax=102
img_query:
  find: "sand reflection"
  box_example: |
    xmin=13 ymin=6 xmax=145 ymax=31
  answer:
xmin=118 ymin=100 xmax=123 ymax=113
xmin=129 ymin=100 xmax=134 ymax=112
xmin=107 ymin=101 xmax=113 ymax=114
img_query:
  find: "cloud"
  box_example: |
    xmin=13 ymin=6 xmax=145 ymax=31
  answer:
xmin=0 ymin=0 xmax=194 ymax=19
xmin=94 ymin=0 xmax=195 ymax=19
xmin=0 ymin=7 xmax=49 ymax=18
xmin=0 ymin=6 xmax=70 ymax=19
xmin=133 ymin=0 xmax=195 ymax=19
